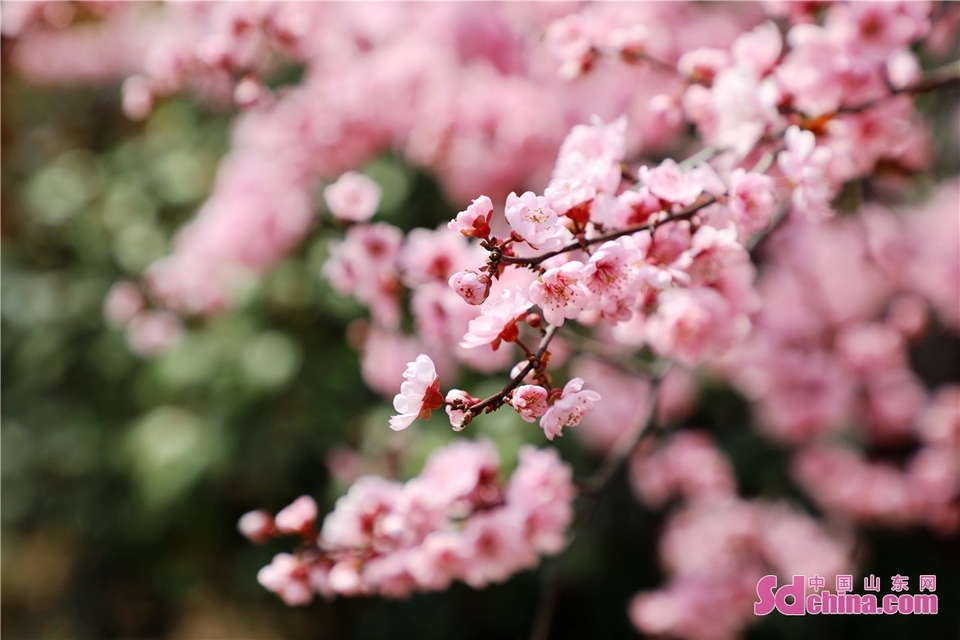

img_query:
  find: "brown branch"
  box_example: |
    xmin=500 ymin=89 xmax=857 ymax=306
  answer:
xmin=840 ymin=60 xmax=960 ymax=114
xmin=459 ymin=325 xmax=559 ymax=427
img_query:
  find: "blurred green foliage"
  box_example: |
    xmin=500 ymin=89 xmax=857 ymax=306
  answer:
xmin=2 ymin=72 xmax=958 ymax=640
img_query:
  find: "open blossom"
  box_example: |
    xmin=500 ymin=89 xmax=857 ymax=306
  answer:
xmin=778 ymin=125 xmax=835 ymax=220
xmin=458 ymin=509 xmax=538 ymax=588
xmin=389 ymin=354 xmax=444 ymax=431
xmin=638 ymin=159 xmax=703 ymax=207
xmin=324 ymin=171 xmax=382 ymax=222
xmin=399 ymin=226 xmax=475 ymax=287
xmin=322 ymin=223 xmax=403 ymax=328
xmin=581 ymin=237 xmax=643 ymax=321
xmin=645 ymin=288 xmax=739 ymax=367
xmin=553 ymin=116 xmax=627 ymax=194
xmin=504 ymin=191 xmax=566 ymax=252
xmin=529 ymin=261 xmax=590 ymax=327
xmin=461 ymin=288 xmax=531 ymax=350
xmin=257 ymin=553 xmax=313 ymax=606
xmin=677 ymin=47 xmax=731 ymax=83
xmin=727 ymin=168 xmax=776 ymax=237
xmin=505 ymin=446 xmax=576 ymax=555
xmin=274 ymin=495 xmax=318 ymax=536
xmin=510 ymin=385 xmax=549 ymax=422
xmin=544 ymin=178 xmax=596 ymax=218
xmin=448 ymin=195 xmax=493 ymax=239
xmin=544 ymin=13 xmax=595 ymax=79
xmin=449 ymin=270 xmax=490 ymax=306
xmin=540 ymin=378 xmax=601 ymax=441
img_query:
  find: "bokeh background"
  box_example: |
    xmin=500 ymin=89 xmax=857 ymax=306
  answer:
xmin=2 ymin=3 xmax=959 ymax=639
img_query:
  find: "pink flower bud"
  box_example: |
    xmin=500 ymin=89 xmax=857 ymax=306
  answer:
xmin=449 ymin=270 xmax=490 ymax=306
xmin=511 ymin=385 xmax=549 ymax=422
xmin=274 ymin=495 xmax=318 ymax=536
xmin=238 ymin=509 xmax=276 ymax=544
xmin=448 ymin=195 xmax=493 ymax=238
xmin=445 ymin=388 xmax=480 ymax=431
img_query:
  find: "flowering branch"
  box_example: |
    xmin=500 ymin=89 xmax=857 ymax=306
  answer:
xmin=458 ymin=325 xmax=560 ymax=427
xmin=500 ymin=194 xmax=717 ymax=267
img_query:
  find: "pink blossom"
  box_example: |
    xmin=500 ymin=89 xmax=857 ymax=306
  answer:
xmin=918 ymin=386 xmax=960 ymax=448
xmin=233 ymin=75 xmax=268 ymax=108
xmin=414 ymin=439 xmax=501 ymax=512
xmin=730 ymin=20 xmax=782 ymax=77
xmin=680 ymin=224 xmax=748 ymax=288
xmin=505 ymin=446 xmax=576 ymax=555
xmin=628 ymin=431 xmax=737 ymax=509
xmin=510 ymin=385 xmax=549 ymax=423
xmin=835 ymin=323 xmax=906 ymax=374
xmin=328 ymin=561 xmax=365 ymax=597
xmin=324 ymin=171 xmax=382 ymax=222
xmin=677 ymin=48 xmax=731 ymax=84
xmin=448 ymin=195 xmax=493 ymax=239
xmin=539 ymin=377 xmax=601 ymax=441
xmin=121 ymin=75 xmax=153 ymax=120
xmin=389 ymin=354 xmax=444 ymax=431
xmin=504 ymin=191 xmax=566 ymax=252
xmin=323 ymin=223 xmax=403 ymax=328
xmin=777 ymin=125 xmax=835 ymax=220
xmin=124 ymin=310 xmax=184 ymax=358
xmin=237 ymin=509 xmax=276 ymax=544
xmin=103 ymin=280 xmax=145 ymax=329
xmin=404 ymin=530 xmax=463 ymax=591
xmin=645 ymin=288 xmax=738 ymax=367
xmin=544 ymin=13 xmax=595 ymax=79
xmin=886 ymin=48 xmax=921 ymax=90
xmin=581 ymin=237 xmax=642 ymax=321
xmin=448 ymin=270 xmax=490 ymax=306
xmin=543 ymin=178 xmax=596 ymax=218
xmin=461 ymin=288 xmax=531 ymax=350
xmin=257 ymin=553 xmax=313 ymax=606
xmin=458 ymin=509 xmax=537 ymax=588
xmin=726 ymin=168 xmax=776 ymax=237
xmin=320 ymin=475 xmax=405 ymax=552
xmin=274 ymin=495 xmax=319 ymax=536
xmin=529 ymin=261 xmax=590 ymax=327
xmin=638 ymin=159 xmax=703 ymax=207
xmin=399 ymin=225 xmax=476 ymax=287
xmin=710 ymin=68 xmax=782 ymax=157
xmin=553 ymin=116 xmax=627 ymax=194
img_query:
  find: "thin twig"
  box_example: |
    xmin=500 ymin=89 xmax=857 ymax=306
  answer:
xmin=840 ymin=60 xmax=960 ymax=114
xmin=460 ymin=325 xmax=559 ymax=424
xmin=501 ymin=195 xmax=717 ymax=267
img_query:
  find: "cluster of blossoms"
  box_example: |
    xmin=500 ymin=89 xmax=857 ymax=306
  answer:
xmin=713 ymin=181 xmax=960 ymax=534
xmin=239 ymin=440 xmax=575 ymax=604
xmin=6 ymin=2 xmax=759 ymax=320
xmin=627 ymin=431 xmax=854 ymax=639
xmin=7 ymin=2 xmax=958 ymax=638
